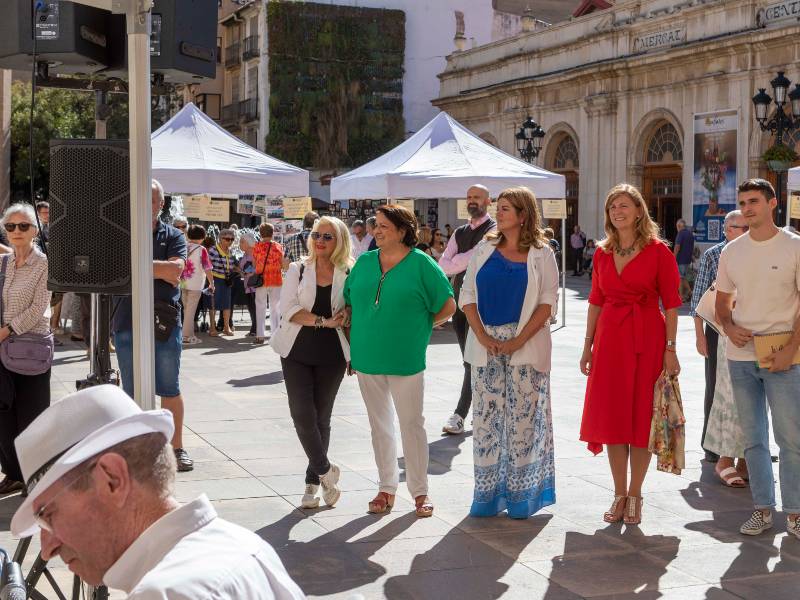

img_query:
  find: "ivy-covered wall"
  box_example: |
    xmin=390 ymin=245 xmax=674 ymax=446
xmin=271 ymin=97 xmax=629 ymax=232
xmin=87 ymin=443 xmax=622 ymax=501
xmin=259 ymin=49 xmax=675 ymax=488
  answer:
xmin=266 ymin=1 xmax=405 ymax=169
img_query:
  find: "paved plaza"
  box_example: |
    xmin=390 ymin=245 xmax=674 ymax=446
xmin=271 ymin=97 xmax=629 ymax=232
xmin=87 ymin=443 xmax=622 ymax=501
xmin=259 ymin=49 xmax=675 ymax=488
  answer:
xmin=0 ymin=276 xmax=795 ymax=600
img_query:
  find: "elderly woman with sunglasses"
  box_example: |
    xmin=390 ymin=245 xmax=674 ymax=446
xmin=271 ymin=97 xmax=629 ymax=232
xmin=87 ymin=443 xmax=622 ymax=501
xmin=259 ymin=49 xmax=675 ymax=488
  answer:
xmin=0 ymin=203 xmax=51 ymax=496
xmin=344 ymin=205 xmax=456 ymax=517
xmin=270 ymin=217 xmax=353 ymax=509
xmin=207 ymin=229 xmax=237 ymax=337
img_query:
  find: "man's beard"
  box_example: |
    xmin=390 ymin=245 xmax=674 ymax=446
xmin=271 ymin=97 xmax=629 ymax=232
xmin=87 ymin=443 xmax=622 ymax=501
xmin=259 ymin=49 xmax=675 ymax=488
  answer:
xmin=467 ymin=203 xmax=486 ymax=218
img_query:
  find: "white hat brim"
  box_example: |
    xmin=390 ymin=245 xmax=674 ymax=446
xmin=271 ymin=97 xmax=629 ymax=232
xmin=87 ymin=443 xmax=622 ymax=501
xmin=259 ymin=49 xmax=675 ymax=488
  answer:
xmin=11 ymin=409 xmax=175 ymax=538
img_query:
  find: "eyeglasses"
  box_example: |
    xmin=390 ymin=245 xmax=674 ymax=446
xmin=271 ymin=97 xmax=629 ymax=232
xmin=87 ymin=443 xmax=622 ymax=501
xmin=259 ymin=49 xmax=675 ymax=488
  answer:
xmin=3 ymin=222 xmax=33 ymax=232
xmin=34 ymin=462 xmax=97 ymax=533
xmin=310 ymin=232 xmax=335 ymax=241
xmin=220 ymin=237 xmax=234 ymax=241
xmin=174 ymin=224 xmax=187 ymax=230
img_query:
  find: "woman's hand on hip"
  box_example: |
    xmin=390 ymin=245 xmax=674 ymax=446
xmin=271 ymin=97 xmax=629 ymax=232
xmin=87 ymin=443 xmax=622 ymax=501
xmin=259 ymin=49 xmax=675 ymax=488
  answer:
xmin=663 ymin=350 xmax=680 ymax=376
xmin=579 ymin=348 xmax=592 ymax=376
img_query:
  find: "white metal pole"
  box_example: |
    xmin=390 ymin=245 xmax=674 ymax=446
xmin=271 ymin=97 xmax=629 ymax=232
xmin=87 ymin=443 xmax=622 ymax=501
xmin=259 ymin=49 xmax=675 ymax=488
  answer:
xmin=127 ymin=3 xmax=155 ymax=409
xmin=561 ymin=217 xmax=566 ymax=327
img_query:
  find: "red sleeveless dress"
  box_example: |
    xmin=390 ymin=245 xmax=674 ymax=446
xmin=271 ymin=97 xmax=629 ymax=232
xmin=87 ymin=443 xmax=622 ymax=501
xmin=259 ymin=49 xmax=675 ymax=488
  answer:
xmin=579 ymin=240 xmax=682 ymax=454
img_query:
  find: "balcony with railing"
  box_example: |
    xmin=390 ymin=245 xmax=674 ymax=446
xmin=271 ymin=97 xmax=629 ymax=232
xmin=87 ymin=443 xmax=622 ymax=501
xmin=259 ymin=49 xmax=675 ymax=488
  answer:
xmin=240 ymin=97 xmax=258 ymax=122
xmin=221 ymin=102 xmax=240 ymax=125
xmin=242 ymin=35 xmax=259 ymax=60
xmin=224 ymin=42 xmax=240 ymax=68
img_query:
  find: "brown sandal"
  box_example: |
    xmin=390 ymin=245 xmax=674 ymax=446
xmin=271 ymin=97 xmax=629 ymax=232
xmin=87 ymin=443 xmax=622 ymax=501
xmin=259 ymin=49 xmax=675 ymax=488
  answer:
xmin=415 ymin=495 xmax=434 ymax=518
xmin=603 ymin=495 xmax=626 ymax=523
xmin=368 ymin=492 xmax=395 ymax=514
xmin=624 ymin=496 xmax=643 ymax=525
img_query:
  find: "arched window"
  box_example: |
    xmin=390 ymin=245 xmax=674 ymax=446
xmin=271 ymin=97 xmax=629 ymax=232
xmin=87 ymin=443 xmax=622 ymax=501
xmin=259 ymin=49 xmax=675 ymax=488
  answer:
xmin=646 ymin=122 xmax=682 ymax=163
xmin=554 ymin=135 xmax=579 ymax=170
xmin=479 ymin=132 xmax=499 ymax=147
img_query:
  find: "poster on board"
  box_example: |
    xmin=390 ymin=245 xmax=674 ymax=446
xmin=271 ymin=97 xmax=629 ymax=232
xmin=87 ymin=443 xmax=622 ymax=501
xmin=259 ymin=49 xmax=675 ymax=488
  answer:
xmin=693 ymin=110 xmax=738 ymax=243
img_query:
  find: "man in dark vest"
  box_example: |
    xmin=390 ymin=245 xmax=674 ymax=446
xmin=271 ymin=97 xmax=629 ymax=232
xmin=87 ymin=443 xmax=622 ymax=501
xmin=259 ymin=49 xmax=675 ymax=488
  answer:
xmin=439 ymin=184 xmax=496 ymax=435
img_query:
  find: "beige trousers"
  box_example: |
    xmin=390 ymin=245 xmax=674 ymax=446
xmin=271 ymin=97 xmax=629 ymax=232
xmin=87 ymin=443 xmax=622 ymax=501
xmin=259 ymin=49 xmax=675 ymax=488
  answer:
xmin=356 ymin=371 xmax=428 ymax=498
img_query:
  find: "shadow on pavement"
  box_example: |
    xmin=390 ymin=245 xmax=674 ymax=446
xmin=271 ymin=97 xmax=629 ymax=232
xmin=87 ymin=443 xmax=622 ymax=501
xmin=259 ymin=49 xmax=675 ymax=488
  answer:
xmin=384 ymin=514 xmax=554 ymax=599
xmin=227 ymin=370 xmax=285 ymax=388
xmin=256 ymin=511 xmax=416 ymax=597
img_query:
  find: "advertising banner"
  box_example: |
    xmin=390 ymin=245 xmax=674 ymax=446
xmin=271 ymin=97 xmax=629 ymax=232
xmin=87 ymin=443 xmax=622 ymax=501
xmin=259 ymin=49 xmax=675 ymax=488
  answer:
xmin=692 ymin=110 xmax=738 ymax=243
xmin=283 ymin=197 xmax=313 ymax=219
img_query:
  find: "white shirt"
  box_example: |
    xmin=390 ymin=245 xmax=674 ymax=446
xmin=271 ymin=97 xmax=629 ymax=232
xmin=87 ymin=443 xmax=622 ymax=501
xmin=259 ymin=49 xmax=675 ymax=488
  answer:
xmin=103 ymin=495 xmax=305 ymax=600
xmin=716 ymin=228 xmax=800 ymax=361
xmin=458 ymin=241 xmax=559 ymax=372
xmin=350 ymin=233 xmax=373 ymax=259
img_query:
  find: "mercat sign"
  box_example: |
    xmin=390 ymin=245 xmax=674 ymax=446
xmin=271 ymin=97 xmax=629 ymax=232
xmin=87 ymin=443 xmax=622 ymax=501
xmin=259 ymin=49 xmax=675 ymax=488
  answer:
xmin=759 ymin=1 xmax=800 ymax=24
xmin=632 ymin=27 xmax=686 ymax=53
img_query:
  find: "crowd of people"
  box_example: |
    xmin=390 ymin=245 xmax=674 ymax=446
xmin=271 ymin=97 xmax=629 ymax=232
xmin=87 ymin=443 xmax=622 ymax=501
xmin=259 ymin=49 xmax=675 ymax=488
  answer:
xmin=0 ymin=175 xmax=798 ymax=598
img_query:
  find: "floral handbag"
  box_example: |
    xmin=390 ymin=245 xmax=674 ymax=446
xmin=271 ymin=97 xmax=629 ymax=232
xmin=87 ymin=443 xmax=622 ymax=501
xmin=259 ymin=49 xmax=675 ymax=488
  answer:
xmin=648 ymin=372 xmax=686 ymax=475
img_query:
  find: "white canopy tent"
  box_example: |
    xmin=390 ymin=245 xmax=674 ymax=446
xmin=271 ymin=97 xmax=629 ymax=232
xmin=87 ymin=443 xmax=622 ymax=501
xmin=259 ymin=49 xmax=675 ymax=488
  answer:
xmin=151 ymin=102 xmax=309 ymax=196
xmin=330 ymin=111 xmax=565 ymax=200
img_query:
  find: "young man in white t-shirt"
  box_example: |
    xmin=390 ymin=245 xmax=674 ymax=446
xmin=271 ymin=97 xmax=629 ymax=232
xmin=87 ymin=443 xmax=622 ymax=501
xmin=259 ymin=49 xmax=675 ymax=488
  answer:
xmin=716 ymin=178 xmax=800 ymax=540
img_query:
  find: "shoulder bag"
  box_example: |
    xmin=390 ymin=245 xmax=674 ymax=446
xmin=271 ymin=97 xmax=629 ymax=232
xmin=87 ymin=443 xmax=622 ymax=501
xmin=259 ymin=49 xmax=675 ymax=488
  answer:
xmin=0 ymin=255 xmax=54 ymax=376
xmin=695 ymin=281 xmax=731 ymax=335
xmin=247 ymin=242 xmax=272 ymax=289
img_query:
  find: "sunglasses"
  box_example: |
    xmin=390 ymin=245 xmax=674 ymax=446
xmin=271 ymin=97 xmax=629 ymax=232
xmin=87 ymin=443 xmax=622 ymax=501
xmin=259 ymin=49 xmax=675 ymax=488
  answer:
xmin=175 ymin=224 xmax=187 ymax=230
xmin=4 ymin=222 xmax=33 ymax=232
xmin=310 ymin=232 xmax=335 ymax=241
xmin=220 ymin=236 xmax=234 ymax=241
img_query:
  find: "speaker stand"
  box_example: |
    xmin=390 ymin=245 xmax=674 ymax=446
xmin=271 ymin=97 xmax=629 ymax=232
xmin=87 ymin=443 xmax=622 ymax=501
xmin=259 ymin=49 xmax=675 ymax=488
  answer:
xmin=76 ymin=293 xmax=118 ymax=390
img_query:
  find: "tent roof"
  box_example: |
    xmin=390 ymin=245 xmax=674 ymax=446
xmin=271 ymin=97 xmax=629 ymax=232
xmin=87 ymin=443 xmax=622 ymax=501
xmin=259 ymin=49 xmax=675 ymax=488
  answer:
xmin=151 ymin=103 xmax=309 ymax=197
xmin=330 ymin=112 xmax=565 ymax=200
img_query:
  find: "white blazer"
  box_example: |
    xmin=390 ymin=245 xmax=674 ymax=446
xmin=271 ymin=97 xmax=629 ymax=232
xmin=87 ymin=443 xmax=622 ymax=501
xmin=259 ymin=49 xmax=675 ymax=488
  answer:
xmin=459 ymin=241 xmax=559 ymax=372
xmin=269 ymin=260 xmax=350 ymax=360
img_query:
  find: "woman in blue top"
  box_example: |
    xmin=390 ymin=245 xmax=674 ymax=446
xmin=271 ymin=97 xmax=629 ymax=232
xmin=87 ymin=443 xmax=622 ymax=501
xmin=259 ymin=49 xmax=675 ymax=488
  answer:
xmin=459 ymin=186 xmax=560 ymax=519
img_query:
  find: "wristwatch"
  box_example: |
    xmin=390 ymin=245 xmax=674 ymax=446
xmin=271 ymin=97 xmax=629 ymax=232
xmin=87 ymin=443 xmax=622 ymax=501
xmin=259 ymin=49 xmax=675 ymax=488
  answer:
xmin=666 ymin=339 xmax=676 ymax=352
xmin=314 ymin=315 xmax=325 ymax=329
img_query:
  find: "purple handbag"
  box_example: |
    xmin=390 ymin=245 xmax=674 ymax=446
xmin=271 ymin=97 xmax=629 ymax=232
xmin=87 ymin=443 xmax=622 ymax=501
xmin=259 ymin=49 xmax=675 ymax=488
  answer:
xmin=0 ymin=255 xmax=54 ymax=376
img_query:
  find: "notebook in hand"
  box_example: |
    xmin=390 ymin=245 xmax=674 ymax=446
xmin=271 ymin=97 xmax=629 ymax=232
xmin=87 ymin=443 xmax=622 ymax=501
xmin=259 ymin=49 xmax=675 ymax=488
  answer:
xmin=753 ymin=332 xmax=800 ymax=368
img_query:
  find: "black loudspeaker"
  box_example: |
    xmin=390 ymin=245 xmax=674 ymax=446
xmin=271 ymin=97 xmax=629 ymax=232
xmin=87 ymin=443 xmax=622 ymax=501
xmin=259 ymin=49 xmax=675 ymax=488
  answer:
xmin=105 ymin=0 xmax=218 ymax=83
xmin=0 ymin=1 xmax=110 ymax=74
xmin=47 ymin=139 xmax=131 ymax=295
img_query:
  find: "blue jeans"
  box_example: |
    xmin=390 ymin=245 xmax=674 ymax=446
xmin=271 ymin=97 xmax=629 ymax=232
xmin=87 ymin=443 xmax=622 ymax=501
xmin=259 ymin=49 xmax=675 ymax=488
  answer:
xmin=114 ymin=326 xmax=182 ymax=398
xmin=728 ymin=360 xmax=800 ymax=513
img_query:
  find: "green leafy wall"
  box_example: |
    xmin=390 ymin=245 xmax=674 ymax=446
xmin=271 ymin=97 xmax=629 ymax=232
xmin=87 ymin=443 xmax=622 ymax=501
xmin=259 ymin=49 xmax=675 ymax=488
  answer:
xmin=266 ymin=1 xmax=405 ymax=169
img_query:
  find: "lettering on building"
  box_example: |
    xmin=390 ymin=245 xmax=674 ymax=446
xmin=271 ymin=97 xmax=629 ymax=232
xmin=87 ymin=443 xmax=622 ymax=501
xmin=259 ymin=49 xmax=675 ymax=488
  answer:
xmin=632 ymin=27 xmax=686 ymax=53
xmin=759 ymin=1 xmax=800 ymax=25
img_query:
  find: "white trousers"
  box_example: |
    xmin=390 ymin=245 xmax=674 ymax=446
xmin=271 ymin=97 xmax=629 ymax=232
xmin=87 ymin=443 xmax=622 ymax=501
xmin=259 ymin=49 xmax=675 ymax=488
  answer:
xmin=356 ymin=371 xmax=428 ymax=498
xmin=255 ymin=286 xmax=281 ymax=338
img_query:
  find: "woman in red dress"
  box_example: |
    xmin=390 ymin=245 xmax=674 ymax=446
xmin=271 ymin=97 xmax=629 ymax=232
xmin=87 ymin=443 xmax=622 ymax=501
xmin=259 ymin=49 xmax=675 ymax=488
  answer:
xmin=579 ymin=183 xmax=682 ymax=525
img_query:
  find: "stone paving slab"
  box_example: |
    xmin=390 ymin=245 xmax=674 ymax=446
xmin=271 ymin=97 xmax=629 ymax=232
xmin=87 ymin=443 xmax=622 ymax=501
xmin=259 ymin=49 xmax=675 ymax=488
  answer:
xmin=0 ymin=275 xmax=795 ymax=599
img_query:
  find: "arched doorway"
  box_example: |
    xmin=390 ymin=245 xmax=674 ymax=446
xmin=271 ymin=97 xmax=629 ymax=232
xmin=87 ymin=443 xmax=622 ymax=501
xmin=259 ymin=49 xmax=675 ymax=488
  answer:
xmin=643 ymin=122 xmax=683 ymax=243
xmin=763 ymin=128 xmax=800 ymax=230
xmin=547 ymin=133 xmax=579 ymax=240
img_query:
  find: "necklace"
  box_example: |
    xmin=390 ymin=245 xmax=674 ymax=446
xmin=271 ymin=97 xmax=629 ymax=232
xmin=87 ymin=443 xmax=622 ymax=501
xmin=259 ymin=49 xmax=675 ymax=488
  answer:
xmin=615 ymin=243 xmax=636 ymax=257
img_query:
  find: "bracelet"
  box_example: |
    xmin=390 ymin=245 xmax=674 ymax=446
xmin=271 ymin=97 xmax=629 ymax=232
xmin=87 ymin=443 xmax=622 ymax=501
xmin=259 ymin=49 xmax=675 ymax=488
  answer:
xmin=584 ymin=336 xmax=593 ymax=343
xmin=665 ymin=347 xmax=677 ymax=353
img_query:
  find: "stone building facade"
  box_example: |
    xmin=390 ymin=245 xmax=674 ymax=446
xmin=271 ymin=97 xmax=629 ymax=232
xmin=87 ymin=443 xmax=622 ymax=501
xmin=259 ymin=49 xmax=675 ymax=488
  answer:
xmin=433 ymin=0 xmax=800 ymax=243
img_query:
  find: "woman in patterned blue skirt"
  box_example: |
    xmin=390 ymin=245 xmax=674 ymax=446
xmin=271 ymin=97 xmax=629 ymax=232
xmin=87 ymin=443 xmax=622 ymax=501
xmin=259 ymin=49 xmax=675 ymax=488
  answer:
xmin=459 ymin=187 xmax=560 ymax=519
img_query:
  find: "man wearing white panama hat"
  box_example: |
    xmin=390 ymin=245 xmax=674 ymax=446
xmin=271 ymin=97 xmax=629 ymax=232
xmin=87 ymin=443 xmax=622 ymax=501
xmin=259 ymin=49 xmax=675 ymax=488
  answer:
xmin=11 ymin=385 xmax=304 ymax=599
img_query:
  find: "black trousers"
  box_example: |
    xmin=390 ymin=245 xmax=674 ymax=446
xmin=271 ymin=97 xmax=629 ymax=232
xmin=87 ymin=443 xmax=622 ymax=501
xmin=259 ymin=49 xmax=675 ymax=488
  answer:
xmin=0 ymin=365 xmax=51 ymax=482
xmin=246 ymin=292 xmax=256 ymax=334
xmin=452 ymin=307 xmax=472 ymax=419
xmin=281 ymin=356 xmax=346 ymax=485
xmin=701 ymin=325 xmax=719 ymax=460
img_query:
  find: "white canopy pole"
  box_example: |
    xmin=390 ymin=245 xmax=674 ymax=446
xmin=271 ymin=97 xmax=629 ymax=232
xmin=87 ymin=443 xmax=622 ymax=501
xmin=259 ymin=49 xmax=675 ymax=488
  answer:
xmin=126 ymin=1 xmax=155 ymax=409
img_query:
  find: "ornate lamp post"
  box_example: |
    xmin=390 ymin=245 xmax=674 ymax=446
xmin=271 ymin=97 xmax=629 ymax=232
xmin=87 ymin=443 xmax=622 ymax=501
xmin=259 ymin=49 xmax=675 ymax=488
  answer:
xmin=515 ymin=116 xmax=545 ymax=163
xmin=752 ymin=71 xmax=800 ymax=226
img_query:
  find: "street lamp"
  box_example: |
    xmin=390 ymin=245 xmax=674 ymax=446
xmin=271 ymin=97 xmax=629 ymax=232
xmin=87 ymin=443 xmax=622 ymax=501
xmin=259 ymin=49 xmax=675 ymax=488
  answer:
xmin=515 ymin=116 xmax=545 ymax=163
xmin=752 ymin=71 xmax=800 ymax=226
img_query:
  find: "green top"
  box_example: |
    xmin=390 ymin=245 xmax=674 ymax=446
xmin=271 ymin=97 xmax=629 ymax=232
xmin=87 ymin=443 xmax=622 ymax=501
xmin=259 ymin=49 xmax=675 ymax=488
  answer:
xmin=344 ymin=248 xmax=453 ymax=375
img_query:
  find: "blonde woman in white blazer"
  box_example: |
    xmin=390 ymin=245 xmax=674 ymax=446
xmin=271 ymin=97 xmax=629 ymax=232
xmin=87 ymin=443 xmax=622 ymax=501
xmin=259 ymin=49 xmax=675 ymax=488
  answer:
xmin=270 ymin=216 xmax=353 ymax=510
xmin=459 ymin=187 xmax=559 ymax=520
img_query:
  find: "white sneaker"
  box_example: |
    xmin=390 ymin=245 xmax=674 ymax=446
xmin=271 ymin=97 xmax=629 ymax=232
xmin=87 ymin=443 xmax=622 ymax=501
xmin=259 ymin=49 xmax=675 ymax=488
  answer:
xmin=442 ymin=414 xmax=464 ymax=435
xmin=301 ymin=484 xmax=320 ymax=509
xmin=740 ymin=509 xmax=773 ymax=535
xmin=788 ymin=515 xmax=800 ymax=539
xmin=320 ymin=464 xmax=341 ymax=506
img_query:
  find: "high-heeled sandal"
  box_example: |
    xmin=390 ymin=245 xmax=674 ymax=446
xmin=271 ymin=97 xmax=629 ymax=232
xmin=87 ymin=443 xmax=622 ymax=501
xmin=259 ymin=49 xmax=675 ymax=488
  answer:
xmin=367 ymin=491 xmax=395 ymax=514
xmin=624 ymin=496 xmax=643 ymax=525
xmin=603 ymin=495 xmax=627 ymax=523
xmin=415 ymin=495 xmax=434 ymax=518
